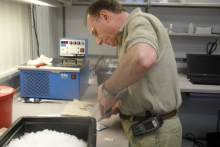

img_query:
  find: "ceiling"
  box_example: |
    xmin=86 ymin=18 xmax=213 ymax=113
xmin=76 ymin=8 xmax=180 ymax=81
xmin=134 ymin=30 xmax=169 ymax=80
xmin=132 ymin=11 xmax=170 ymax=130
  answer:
xmin=6 ymin=0 xmax=73 ymax=7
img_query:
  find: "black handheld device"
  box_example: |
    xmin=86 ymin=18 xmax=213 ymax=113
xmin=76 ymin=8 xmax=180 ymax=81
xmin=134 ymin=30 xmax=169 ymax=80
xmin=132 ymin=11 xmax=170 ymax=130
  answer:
xmin=131 ymin=115 xmax=164 ymax=137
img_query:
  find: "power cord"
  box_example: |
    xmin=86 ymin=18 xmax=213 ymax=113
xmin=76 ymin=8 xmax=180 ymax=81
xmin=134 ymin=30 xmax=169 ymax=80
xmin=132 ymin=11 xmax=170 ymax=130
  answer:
xmin=32 ymin=5 xmax=40 ymax=57
xmin=206 ymin=39 xmax=218 ymax=55
xmin=183 ymin=133 xmax=206 ymax=147
xmin=89 ymin=56 xmax=106 ymax=78
xmin=89 ymin=56 xmax=105 ymax=72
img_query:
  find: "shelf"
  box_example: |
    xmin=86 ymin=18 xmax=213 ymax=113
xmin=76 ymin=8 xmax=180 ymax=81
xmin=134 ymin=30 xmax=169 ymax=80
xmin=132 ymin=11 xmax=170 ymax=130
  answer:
xmin=70 ymin=1 xmax=220 ymax=8
xmin=71 ymin=1 xmax=92 ymax=5
xmin=71 ymin=1 xmax=148 ymax=6
xmin=150 ymin=2 xmax=220 ymax=8
xmin=118 ymin=2 xmax=148 ymax=6
xmin=168 ymin=33 xmax=220 ymax=37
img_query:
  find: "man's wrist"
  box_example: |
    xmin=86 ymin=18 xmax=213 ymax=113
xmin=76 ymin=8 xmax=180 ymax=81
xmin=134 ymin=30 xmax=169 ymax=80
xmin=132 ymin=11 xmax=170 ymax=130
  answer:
xmin=102 ymin=83 xmax=116 ymax=99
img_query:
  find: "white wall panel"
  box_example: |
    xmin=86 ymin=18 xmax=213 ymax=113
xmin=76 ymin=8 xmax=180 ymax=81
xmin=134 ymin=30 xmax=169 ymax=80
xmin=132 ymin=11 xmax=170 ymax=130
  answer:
xmin=34 ymin=6 xmax=58 ymax=58
xmin=0 ymin=1 xmax=31 ymax=78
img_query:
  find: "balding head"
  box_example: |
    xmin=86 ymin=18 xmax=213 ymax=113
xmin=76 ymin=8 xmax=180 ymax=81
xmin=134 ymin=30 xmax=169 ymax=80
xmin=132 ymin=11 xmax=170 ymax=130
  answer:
xmin=85 ymin=0 xmax=126 ymax=26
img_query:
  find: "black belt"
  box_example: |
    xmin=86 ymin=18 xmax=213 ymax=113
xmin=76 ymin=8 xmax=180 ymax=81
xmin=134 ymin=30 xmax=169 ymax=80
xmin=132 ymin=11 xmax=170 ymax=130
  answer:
xmin=119 ymin=110 xmax=177 ymax=121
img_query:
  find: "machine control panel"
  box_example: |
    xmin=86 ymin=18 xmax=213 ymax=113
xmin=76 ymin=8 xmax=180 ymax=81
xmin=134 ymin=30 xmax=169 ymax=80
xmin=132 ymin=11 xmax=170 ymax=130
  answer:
xmin=59 ymin=38 xmax=88 ymax=58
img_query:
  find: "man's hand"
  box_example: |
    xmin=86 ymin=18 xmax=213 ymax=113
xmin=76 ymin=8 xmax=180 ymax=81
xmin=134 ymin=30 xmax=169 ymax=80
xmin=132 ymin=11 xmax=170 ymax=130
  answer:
xmin=98 ymin=84 xmax=120 ymax=116
xmin=111 ymin=104 xmax=120 ymax=115
xmin=106 ymin=104 xmax=120 ymax=119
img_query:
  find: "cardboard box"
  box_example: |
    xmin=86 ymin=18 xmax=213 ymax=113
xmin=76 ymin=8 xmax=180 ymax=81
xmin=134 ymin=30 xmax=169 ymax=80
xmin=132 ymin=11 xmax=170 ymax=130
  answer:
xmin=195 ymin=26 xmax=212 ymax=34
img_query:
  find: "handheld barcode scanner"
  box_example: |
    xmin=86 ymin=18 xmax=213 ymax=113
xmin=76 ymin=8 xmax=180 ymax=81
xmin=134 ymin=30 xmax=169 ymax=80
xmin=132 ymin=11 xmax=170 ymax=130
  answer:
xmin=131 ymin=111 xmax=164 ymax=137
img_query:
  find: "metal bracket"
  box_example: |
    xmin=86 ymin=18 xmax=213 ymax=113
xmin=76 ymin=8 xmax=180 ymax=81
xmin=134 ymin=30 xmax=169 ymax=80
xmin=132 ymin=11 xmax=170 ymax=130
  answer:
xmin=58 ymin=0 xmax=73 ymax=6
xmin=216 ymin=110 xmax=220 ymax=132
xmin=63 ymin=7 xmax=66 ymax=37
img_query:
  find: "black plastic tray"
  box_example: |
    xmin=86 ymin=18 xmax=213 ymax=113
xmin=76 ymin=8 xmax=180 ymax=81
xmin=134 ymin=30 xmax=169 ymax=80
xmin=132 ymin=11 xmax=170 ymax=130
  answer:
xmin=0 ymin=116 xmax=96 ymax=147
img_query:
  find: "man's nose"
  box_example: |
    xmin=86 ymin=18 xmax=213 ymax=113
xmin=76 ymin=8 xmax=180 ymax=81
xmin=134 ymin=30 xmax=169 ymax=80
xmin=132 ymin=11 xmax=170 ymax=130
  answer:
xmin=96 ymin=37 xmax=103 ymax=45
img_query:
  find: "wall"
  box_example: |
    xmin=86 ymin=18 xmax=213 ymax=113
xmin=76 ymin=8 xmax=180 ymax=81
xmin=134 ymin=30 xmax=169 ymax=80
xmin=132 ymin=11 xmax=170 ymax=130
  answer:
xmin=148 ymin=7 xmax=220 ymax=68
xmin=0 ymin=1 xmax=31 ymax=91
xmin=34 ymin=6 xmax=59 ymax=58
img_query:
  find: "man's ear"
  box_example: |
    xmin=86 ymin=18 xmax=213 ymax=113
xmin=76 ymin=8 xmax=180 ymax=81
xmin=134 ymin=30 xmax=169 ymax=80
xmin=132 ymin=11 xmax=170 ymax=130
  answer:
xmin=100 ymin=10 xmax=110 ymax=23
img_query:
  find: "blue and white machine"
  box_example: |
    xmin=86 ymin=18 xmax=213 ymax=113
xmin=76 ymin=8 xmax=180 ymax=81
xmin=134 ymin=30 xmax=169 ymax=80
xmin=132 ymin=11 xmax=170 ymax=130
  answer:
xmin=59 ymin=38 xmax=88 ymax=58
xmin=18 ymin=38 xmax=89 ymax=100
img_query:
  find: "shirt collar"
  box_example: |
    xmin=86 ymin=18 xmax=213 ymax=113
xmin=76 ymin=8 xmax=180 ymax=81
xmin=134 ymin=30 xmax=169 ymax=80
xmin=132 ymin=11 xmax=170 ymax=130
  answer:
xmin=116 ymin=8 xmax=142 ymax=45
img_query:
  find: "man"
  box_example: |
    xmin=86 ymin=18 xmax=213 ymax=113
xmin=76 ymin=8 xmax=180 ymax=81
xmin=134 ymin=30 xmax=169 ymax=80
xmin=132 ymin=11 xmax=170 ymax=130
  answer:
xmin=86 ymin=0 xmax=182 ymax=146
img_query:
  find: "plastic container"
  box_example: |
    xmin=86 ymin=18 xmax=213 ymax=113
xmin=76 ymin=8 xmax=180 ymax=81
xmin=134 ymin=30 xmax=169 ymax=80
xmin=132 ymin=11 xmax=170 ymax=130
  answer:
xmin=0 ymin=117 xmax=96 ymax=147
xmin=169 ymin=24 xmax=173 ymax=33
xmin=188 ymin=23 xmax=194 ymax=34
xmin=95 ymin=68 xmax=115 ymax=86
xmin=0 ymin=86 xmax=14 ymax=129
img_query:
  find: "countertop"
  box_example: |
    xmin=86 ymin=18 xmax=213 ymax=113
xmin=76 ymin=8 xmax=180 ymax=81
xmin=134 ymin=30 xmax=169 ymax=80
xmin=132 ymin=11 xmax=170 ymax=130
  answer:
xmin=178 ymin=73 xmax=220 ymax=93
xmin=7 ymin=73 xmax=220 ymax=147
xmin=12 ymin=80 xmax=128 ymax=147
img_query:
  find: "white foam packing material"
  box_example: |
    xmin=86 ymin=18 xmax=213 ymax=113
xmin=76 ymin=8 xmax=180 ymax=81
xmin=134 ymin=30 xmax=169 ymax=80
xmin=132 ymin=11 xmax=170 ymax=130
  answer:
xmin=27 ymin=55 xmax=52 ymax=66
xmin=6 ymin=129 xmax=87 ymax=147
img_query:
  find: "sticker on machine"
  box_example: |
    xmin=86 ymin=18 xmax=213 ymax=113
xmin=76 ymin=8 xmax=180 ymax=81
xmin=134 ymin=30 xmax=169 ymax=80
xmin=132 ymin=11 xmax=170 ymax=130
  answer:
xmin=61 ymin=73 xmax=68 ymax=79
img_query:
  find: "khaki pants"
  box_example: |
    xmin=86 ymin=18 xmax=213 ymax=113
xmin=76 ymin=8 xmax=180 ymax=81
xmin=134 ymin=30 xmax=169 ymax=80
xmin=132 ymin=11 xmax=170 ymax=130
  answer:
xmin=121 ymin=115 xmax=182 ymax=147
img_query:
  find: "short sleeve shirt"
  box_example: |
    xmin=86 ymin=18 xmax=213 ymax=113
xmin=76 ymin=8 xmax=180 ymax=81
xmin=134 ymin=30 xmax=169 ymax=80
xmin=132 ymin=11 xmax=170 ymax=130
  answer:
xmin=116 ymin=8 xmax=182 ymax=115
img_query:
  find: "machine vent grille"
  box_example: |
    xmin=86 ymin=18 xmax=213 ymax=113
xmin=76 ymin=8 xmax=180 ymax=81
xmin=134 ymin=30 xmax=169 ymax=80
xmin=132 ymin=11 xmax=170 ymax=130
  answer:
xmin=23 ymin=72 xmax=50 ymax=96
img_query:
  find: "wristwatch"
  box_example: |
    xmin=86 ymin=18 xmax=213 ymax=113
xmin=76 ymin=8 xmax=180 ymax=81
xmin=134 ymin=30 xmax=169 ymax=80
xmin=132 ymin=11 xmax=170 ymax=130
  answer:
xmin=102 ymin=83 xmax=116 ymax=99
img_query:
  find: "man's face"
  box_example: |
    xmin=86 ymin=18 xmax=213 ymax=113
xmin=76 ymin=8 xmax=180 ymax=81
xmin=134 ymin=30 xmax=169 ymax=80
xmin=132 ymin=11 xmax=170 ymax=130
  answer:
xmin=87 ymin=14 xmax=118 ymax=46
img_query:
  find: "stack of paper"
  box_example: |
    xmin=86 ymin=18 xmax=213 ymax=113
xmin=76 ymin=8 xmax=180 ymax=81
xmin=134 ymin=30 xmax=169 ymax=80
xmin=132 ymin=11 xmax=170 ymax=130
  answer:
xmin=61 ymin=100 xmax=94 ymax=117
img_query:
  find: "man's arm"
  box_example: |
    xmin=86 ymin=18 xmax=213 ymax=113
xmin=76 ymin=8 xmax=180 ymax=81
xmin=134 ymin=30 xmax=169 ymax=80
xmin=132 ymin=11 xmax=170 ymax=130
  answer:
xmin=105 ymin=42 xmax=158 ymax=94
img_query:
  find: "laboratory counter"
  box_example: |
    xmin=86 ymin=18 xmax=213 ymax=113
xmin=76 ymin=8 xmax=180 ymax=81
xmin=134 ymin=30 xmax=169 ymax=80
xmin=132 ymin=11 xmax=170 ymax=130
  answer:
xmin=178 ymin=73 xmax=220 ymax=93
xmin=6 ymin=73 xmax=220 ymax=147
xmin=12 ymin=84 xmax=129 ymax=147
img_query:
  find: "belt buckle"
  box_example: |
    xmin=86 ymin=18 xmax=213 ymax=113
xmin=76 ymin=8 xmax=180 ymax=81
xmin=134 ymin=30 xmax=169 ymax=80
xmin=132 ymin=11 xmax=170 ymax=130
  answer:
xmin=119 ymin=113 xmax=134 ymax=121
xmin=129 ymin=116 xmax=134 ymax=121
xmin=119 ymin=113 xmax=126 ymax=120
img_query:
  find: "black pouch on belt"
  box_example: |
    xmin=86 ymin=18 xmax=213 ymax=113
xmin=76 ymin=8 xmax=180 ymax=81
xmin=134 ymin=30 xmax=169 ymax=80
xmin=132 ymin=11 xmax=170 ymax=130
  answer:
xmin=131 ymin=111 xmax=164 ymax=137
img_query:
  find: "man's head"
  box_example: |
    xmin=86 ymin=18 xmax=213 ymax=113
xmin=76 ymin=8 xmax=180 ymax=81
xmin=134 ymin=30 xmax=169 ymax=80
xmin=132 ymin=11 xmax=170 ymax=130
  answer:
xmin=86 ymin=0 xmax=126 ymax=46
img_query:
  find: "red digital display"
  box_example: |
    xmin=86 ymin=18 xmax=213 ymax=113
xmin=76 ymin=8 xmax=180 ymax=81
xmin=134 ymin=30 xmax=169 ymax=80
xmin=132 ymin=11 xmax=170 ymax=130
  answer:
xmin=61 ymin=41 xmax=68 ymax=44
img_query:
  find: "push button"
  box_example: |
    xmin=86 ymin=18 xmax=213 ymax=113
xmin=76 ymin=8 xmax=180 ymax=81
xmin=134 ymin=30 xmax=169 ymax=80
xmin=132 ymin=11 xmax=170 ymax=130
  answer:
xmin=80 ymin=48 xmax=84 ymax=52
xmin=71 ymin=75 xmax=76 ymax=79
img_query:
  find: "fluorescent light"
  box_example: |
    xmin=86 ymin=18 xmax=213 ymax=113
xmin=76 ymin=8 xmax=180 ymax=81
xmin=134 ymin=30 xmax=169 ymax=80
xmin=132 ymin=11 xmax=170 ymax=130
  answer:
xmin=23 ymin=0 xmax=52 ymax=6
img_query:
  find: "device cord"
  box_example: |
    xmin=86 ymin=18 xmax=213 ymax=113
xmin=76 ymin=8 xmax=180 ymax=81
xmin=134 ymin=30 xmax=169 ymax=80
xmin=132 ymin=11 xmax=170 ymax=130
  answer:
xmin=206 ymin=39 xmax=218 ymax=55
xmin=183 ymin=133 xmax=205 ymax=147
xmin=32 ymin=5 xmax=40 ymax=57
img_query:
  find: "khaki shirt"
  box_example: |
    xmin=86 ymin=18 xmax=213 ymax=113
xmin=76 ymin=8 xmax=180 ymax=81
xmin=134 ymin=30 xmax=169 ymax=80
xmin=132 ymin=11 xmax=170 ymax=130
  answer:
xmin=116 ymin=8 xmax=182 ymax=115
